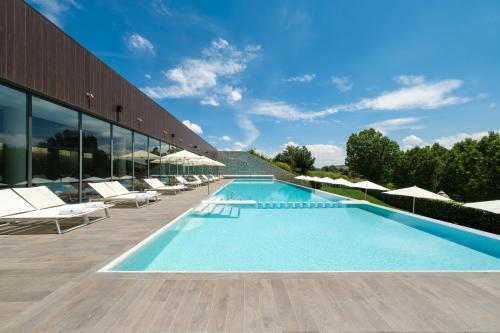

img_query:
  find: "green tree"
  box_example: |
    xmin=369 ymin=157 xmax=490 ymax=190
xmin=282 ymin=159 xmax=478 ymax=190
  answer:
xmin=345 ymin=128 xmax=400 ymax=183
xmin=393 ymin=144 xmax=448 ymax=191
xmin=274 ymin=145 xmax=315 ymax=174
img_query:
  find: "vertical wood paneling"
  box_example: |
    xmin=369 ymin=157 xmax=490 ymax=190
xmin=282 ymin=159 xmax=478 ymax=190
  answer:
xmin=0 ymin=0 xmax=215 ymax=154
xmin=13 ymin=0 xmax=26 ymax=86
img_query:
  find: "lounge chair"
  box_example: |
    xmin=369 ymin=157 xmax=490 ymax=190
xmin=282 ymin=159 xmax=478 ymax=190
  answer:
xmin=106 ymin=181 xmax=160 ymax=201
xmin=200 ymin=175 xmax=215 ymax=183
xmin=0 ymin=187 xmax=112 ymax=234
xmin=88 ymin=182 xmax=154 ymax=208
xmin=175 ymin=176 xmax=202 ymax=188
xmin=192 ymin=175 xmax=208 ymax=185
xmin=144 ymin=178 xmax=185 ymax=194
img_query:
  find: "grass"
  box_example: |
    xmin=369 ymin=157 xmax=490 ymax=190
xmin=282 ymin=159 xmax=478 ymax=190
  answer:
xmin=320 ymin=186 xmax=397 ymax=209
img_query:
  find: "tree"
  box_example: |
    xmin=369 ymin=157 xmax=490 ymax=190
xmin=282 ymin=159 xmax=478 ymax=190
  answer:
xmin=345 ymin=128 xmax=400 ymax=184
xmin=274 ymin=145 xmax=315 ymax=174
xmin=393 ymin=144 xmax=448 ymax=191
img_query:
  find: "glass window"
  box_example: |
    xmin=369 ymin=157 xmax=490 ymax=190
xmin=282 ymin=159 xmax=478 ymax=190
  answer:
xmin=112 ymin=125 xmax=133 ymax=189
xmin=0 ymin=84 xmax=27 ymax=188
xmin=159 ymin=142 xmax=171 ymax=183
xmin=32 ymin=97 xmax=79 ymax=202
xmin=133 ymin=133 xmax=148 ymax=190
xmin=82 ymin=115 xmax=111 ymax=200
xmin=148 ymin=138 xmax=161 ymax=183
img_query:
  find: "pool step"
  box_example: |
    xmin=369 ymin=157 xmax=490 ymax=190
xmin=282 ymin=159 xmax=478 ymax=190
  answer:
xmin=256 ymin=201 xmax=343 ymax=209
xmin=192 ymin=204 xmax=240 ymax=218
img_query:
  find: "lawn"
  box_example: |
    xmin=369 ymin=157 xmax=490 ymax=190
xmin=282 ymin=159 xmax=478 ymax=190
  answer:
xmin=320 ymin=186 xmax=397 ymax=209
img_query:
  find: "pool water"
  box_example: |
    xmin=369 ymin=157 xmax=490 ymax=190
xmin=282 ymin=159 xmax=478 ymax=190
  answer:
xmin=110 ymin=180 xmax=500 ymax=272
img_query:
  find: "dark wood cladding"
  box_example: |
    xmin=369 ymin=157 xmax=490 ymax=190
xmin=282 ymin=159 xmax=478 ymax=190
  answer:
xmin=0 ymin=0 xmax=216 ymax=157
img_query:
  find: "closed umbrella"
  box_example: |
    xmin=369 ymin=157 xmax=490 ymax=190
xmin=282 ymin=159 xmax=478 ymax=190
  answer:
xmin=384 ymin=186 xmax=451 ymax=213
xmin=353 ymin=180 xmax=389 ymax=199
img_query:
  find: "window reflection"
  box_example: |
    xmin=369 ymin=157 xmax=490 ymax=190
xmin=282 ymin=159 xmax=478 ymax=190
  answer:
xmin=0 ymin=85 xmax=27 ymax=188
xmin=82 ymin=115 xmax=111 ymax=200
xmin=32 ymin=97 xmax=79 ymax=202
xmin=133 ymin=133 xmax=148 ymax=190
xmin=112 ymin=125 xmax=133 ymax=189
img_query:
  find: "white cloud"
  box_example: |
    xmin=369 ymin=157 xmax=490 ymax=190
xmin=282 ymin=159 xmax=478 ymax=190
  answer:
xmin=245 ymin=100 xmax=335 ymax=121
xmin=182 ymin=120 xmax=203 ymax=135
xmin=402 ymin=134 xmax=425 ymax=150
xmin=223 ymin=86 xmax=243 ymax=104
xmin=307 ymin=144 xmax=346 ymax=167
xmin=141 ymin=38 xmax=259 ymax=105
xmin=152 ymin=0 xmax=172 ymax=16
xmin=29 ymin=0 xmax=82 ymax=27
xmin=477 ymin=93 xmax=488 ymax=100
xmin=220 ymin=135 xmax=232 ymax=142
xmin=200 ymin=96 xmax=219 ymax=106
xmin=331 ymin=76 xmax=353 ymax=92
xmin=393 ymin=75 xmax=426 ymax=86
xmin=125 ymin=33 xmax=155 ymax=55
xmin=357 ymin=79 xmax=469 ymax=110
xmin=233 ymin=114 xmax=260 ymax=150
xmin=286 ymin=74 xmax=316 ymax=82
xmin=367 ymin=117 xmax=423 ymax=134
xmin=144 ymin=74 xmax=152 ymax=79
xmin=433 ymin=131 xmax=495 ymax=148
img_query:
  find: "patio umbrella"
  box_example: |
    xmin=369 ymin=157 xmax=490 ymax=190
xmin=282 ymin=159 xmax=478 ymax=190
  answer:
xmin=328 ymin=177 xmax=354 ymax=191
xmin=463 ymin=200 xmax=500 ymax=214
xmin=118 ymin=150 xmax=160 ymax=160
xmin=384 ymin=186 xmax=451 ymax=213
xmin=16 ymin=177 xmax=54 ymax=186
xmin=58 ymin=176 xmax=79 ymax=183
xmin=151 ymin=150 xmax=201 ymax=175
xmin=83 ymin=176 xmax=104 ymax=182
xmin=353 ymin=180 xmax=389 ymax=199
xmin=295 ymin=175 xmax=309 ymax=180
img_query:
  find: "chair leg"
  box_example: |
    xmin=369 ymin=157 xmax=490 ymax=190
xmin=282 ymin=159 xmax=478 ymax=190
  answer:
xmin=55 ymin=220 xmax=62 ymax=234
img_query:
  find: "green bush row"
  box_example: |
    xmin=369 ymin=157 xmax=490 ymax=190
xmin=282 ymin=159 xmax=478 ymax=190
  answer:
xmin=370 ymin=191 xmax=500 ymax=235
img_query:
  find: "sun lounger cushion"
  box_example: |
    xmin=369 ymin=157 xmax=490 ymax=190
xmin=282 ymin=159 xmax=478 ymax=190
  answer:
xmin=58 ymin=204 xmax=87 ymax=215
xmin=0 ymin=189 xmax=36 ymax=217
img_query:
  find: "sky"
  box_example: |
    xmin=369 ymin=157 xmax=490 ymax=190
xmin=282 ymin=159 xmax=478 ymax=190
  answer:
xmin=28 ymin=0 xmax=500 ymax=166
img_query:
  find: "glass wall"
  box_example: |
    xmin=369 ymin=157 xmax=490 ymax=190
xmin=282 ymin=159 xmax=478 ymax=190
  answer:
xmin=148 ymin=138 xmax=161 ymax=183
xmin=112 ymin=125 xmax=133 ymax=189
xmin=82 ymin=114 xmax=111 ymax=200
xmin=32 ymin=97 xmax=80 ymax=202
xmin=0 ymin=85 xmax=27 ymax=188
xmin=0 ymin=82 xmax=195 ymax=201
xmin=133 ymin=133 xmax=148 ymax=190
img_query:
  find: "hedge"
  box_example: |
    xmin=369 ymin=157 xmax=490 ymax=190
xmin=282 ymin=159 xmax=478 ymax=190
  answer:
xmin=369 ymin=191 xmax=500 ymax=235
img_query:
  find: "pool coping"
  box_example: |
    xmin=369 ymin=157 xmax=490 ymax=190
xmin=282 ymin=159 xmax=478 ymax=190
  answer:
xmin=98 ymin=178 xmax=500 ymax=274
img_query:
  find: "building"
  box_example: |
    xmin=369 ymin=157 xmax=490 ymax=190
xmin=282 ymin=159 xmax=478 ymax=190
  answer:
xmin=0 ymin=0 xmax=216 ymax=202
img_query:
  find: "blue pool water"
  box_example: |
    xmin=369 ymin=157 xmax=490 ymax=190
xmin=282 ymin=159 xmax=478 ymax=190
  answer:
xmin=110 ymin=180 xmax=500 ymax=272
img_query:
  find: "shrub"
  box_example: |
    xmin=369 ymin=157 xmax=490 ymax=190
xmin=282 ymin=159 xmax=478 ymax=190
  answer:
xmin=273 ymin=161 xmax=293 ymax=173
xmin=370 ymin=191 xmax=500 ymax=235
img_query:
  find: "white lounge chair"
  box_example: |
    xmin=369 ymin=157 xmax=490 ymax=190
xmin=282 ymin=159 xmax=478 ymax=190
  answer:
xmin=0 ymin=187 xmax=112 ymax=234
xmin=88 ymin=182 xmax=152 ymax=208
xmin=144 ymin=178 xmax=185 ymax=194
xmin=106 ymin=181 xmax=160 ymax=201
xmin=192 ymin=175 xmax=208 ymax=185
xmin=175 ymin=176 xmax=201 ymax=188
xmin=200 ymin=175 xmax=215 ymax=183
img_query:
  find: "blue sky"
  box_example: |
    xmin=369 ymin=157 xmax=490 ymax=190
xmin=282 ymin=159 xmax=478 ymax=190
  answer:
xmin=28 ymin=0 xmax=500 ymax=166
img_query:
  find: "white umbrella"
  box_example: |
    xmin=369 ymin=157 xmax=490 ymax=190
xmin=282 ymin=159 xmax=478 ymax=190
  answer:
xmin=319 ymin=177 xmax=336 ymax=184
xmin=463 ymin=200 xmax=500 ymax=214
xmin=16 ymin=177 xmax=54 ymax=186
xmin=118 ymin=150 xmax=160 ymax=160
xmin=384 ymin=186 xmax=451 ymax=213
xmin=326 ymin=177 xmax=354 ymax=191
xmin=83 ymin=176 xmax=104 ymax=182
xmin=353 ymin=180 xmax=389 ymax=199
xmin=295 ymin=175 xmax=309 ymax=180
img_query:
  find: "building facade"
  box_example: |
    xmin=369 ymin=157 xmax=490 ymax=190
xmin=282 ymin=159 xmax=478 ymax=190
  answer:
xmin=0 ymin=0 xmax=216 ymax=202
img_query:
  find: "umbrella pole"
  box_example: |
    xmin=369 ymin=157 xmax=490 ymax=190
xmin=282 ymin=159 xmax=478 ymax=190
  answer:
xmin=364 ymin=188 xmax=367 ymax=200
xmin=412 ymin=197 xmax=416 ymax=213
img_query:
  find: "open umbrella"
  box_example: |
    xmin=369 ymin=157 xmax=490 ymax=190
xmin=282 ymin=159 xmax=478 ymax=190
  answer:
xmin=384 ymin=186 xmax=451 ymax=213
xmin=328 ymin=177 xmax=354 ymax=191
xmin=118 ymin=150 xmax=160 ymax=161
xmin=353 ymin=180 xmax=389 ymax=199
xmin=463 ymin=200 xmax=500 ymax=214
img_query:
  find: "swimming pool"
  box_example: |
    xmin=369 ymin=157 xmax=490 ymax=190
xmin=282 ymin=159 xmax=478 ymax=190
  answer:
xmin=105 ymin=179 xmax=500 ymax=272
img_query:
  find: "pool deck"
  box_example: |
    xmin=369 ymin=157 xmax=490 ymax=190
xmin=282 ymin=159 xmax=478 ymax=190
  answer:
xmin=1 ymin=179 xmax=499 ymax=332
